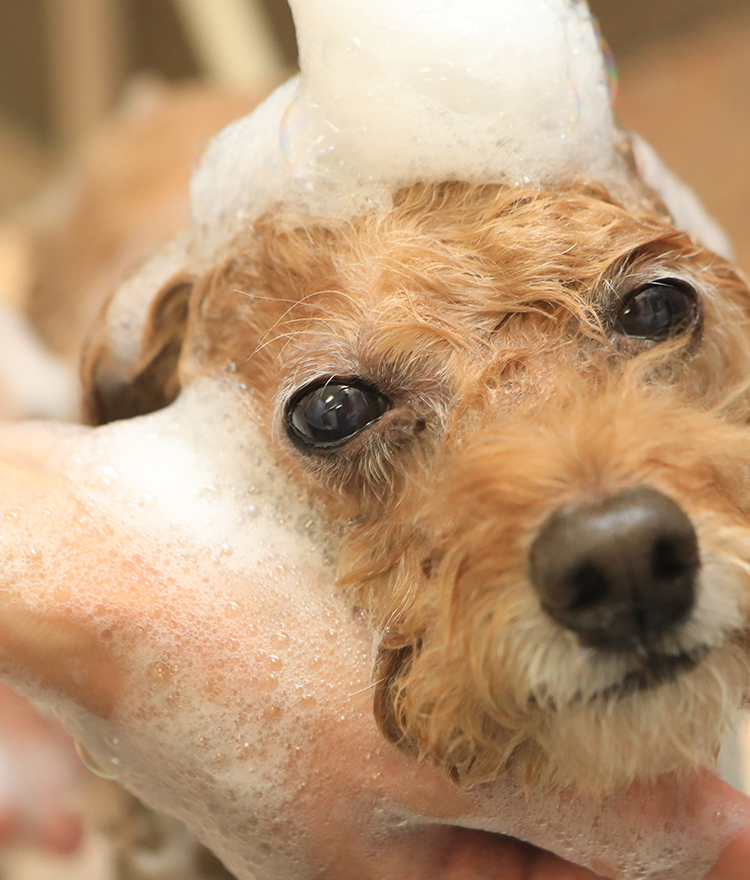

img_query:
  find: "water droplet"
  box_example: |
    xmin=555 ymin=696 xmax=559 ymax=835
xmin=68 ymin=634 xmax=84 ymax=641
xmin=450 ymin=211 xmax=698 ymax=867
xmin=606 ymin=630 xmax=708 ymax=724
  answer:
xmin=265 ymin=655 xmax=284 ymax=672
xmin=296 ymin=514 xmax=315 ymax=535
xmin=265 ymin=705 xmax=283 ymax=721
xmin=224 ymin=601 xmax=245 ymax=619
xmin=94 ymin=464 xmax=118 ymax=486
xmin=270 ymin=631 xmax=290 ymax=650
xmin=53 ymin=584 xmax=72 ymax=602
xmin=75 ymin=741 xmax=119 ymax=780
xmin=148 ymin=660 xmax=173 ymax=684
xmin=260 ymin=674 xmax=279 ymax=692
xmin=25 ymin=547 xmax=44 ymax=567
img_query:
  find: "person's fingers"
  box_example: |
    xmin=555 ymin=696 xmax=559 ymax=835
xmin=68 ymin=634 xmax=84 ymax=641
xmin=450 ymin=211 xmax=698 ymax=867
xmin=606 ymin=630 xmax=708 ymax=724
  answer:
xmin=706 ymin=827 xmax=750 ymax=879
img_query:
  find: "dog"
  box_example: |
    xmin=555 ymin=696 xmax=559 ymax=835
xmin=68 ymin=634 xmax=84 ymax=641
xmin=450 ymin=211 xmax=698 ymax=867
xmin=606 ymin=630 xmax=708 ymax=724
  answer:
xmin=2 ymin=3 xmax=750 ymax=878
xmin=79 ymin=174 xmax=750 ymax=802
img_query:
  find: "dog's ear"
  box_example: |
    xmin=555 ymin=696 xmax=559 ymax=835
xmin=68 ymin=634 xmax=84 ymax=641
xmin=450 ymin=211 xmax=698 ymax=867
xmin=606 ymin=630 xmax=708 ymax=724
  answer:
xmin=81 ymin=273 xmax=193 ymax=426
xmin=373 ymin=641 xmax=419 ymax=754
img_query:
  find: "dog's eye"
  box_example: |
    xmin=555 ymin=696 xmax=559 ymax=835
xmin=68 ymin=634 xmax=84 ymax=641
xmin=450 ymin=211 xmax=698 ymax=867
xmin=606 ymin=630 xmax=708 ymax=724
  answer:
xmin=615 ymin=279 xmax=698 ymax=340
xmin=286 ymin=378 xmax=392 ymax=450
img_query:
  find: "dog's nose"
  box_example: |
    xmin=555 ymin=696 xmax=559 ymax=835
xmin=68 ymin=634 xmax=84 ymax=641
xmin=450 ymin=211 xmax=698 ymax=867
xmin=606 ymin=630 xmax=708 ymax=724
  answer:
xmin=528 ymin=487 xmax=699 ymax=651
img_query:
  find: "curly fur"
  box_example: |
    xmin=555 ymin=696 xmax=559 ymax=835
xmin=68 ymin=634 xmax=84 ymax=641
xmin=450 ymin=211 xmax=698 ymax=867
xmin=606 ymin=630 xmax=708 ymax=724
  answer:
xmin=86 ymin=178 xmax=750 ymax=797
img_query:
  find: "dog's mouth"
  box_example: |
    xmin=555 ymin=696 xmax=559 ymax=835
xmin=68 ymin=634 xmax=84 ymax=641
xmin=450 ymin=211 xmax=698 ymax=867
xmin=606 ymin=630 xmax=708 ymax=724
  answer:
xmin=585 ymin=644 xmax=711 ymax=703
xmin=529 ymin=643 xmax=713 ymax=711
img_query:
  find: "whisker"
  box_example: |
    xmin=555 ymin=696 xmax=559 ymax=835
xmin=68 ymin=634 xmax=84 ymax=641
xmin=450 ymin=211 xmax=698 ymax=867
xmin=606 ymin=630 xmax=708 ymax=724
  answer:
xmin=349 ymin=677 xmax=385 ymax=698
xmin=245 ymin=331 xmax=302 ymax=362
xmin=234 ymin=289 xmax=299 ymax=305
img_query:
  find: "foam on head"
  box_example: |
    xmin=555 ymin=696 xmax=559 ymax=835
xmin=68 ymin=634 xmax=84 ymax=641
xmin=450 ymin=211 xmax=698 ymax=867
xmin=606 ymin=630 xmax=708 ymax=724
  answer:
xmin=190 ymin=0 xmax=623 ymax=262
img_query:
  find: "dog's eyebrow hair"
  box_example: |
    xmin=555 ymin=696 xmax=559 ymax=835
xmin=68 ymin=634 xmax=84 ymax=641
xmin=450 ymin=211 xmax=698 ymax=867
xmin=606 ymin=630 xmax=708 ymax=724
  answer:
xmin=234 ymin=289 xmax=300 ymax=305
xmin=245 ymin=287 xmax=369 ymax=363
xmin=245 ymin=331 xmax=300 ymax=363
xmin=245 ymin=291 xmax=327 ymax=359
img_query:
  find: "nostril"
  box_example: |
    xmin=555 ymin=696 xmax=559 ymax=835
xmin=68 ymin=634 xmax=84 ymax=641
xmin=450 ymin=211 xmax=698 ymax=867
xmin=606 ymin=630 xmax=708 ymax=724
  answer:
xmin=651 ymin=535 xmax=696 ymax=580
xmin=563 ymin=563 xmax=609 ymax=612
xmin=528 ymin=487 xmax=700 ymax=650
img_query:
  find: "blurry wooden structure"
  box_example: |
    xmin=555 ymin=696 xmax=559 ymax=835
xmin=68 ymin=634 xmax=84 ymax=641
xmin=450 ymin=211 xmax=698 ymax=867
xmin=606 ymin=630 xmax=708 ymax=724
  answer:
xmin=46 ymin=0 xmax=284 ymax=152
xmin=0 ymin=0 xmax=291 ymax=211
xmin=46 ymin=0 xmax=128 ymax=152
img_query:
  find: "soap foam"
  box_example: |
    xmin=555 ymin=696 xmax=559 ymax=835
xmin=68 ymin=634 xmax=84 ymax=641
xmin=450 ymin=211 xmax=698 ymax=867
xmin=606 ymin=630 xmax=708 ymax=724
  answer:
xmin=57 ymin=378 xmax=366 ymax=878
xmin=190 ymin=0 xmax=622 ymax=264
xmin=186 ymin=0 xmax=731 ymax=270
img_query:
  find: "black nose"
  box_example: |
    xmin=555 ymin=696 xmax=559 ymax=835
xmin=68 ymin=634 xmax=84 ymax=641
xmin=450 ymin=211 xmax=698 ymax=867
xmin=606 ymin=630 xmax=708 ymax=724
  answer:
xmin=528 ymin=487 xmax=699 ymax=651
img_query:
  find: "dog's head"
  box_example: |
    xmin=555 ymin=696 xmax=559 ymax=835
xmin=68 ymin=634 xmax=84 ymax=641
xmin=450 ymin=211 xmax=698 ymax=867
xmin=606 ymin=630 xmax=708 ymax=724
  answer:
xmin=82 ymin=177 xmax=750 ymax=795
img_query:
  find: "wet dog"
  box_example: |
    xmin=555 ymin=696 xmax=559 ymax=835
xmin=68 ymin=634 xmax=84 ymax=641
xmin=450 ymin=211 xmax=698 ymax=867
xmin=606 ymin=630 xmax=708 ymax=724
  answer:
xmin=84 ymin=176 xmax=750 ymax=797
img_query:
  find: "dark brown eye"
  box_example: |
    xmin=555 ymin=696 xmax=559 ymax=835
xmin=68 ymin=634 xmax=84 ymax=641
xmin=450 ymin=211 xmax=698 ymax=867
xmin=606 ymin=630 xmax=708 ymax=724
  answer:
xmin=286 ymin=378 xmax=392 ymax=450
xmin=615 ymin=279 xmax=698 ymax=341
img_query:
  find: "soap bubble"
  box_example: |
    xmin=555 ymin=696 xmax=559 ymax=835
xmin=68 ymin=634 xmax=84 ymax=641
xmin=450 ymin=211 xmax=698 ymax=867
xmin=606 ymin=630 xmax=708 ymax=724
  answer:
xmin=191 ymin=0 xmax=624 ymax=264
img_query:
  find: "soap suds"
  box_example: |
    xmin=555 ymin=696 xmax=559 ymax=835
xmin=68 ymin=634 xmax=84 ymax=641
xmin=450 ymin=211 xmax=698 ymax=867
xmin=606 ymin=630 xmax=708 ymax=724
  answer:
xmin=190 ymin=0 xmax=622 ymax=264
xmin=186 ymin=0 xmax=728 ymax=273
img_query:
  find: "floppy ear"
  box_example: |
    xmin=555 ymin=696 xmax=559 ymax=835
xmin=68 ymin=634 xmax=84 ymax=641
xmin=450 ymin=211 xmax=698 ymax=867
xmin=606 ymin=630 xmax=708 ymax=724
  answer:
xmin=81 ymin=273 xmax=193 ymax=426
xmin=373 ymin=641 xmax=419 ymax=755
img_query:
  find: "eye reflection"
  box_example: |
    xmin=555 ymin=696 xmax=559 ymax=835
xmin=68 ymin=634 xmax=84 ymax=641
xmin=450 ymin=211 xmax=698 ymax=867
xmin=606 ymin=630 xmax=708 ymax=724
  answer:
xmin=287 ymin=379 xmax=392 ymax=450
xmin=615 ymin=280 xmax=698 ymax=341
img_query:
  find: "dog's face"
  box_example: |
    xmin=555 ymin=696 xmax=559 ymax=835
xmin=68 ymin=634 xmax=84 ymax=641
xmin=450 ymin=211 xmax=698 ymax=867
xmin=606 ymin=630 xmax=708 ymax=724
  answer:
xmin=85 ymin=179 xmax=750 ymax=797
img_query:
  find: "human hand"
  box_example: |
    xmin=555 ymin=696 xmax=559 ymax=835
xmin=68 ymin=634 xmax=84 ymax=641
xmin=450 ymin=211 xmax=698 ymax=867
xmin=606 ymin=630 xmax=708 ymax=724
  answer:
xmin=0 ymin=379 xmax=745 ymax=879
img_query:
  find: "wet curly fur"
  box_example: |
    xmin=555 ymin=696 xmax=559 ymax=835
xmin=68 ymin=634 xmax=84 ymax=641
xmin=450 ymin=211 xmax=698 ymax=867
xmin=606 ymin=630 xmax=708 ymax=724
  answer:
xmin=85 ymin=178 xmax=750 ymax=796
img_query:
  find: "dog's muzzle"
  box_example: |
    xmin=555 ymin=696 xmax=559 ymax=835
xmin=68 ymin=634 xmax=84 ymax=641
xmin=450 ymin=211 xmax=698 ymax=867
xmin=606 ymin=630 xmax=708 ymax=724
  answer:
xmin=529 ymin=487 xmax=700 ymax=652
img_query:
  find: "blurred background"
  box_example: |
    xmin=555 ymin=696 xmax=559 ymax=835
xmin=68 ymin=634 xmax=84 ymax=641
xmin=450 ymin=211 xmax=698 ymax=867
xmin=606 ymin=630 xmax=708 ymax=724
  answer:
xmin=0 ymin=0 xmax=747 ymax=264
xmin=0 ymin=3 xmax=745 ymax=876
